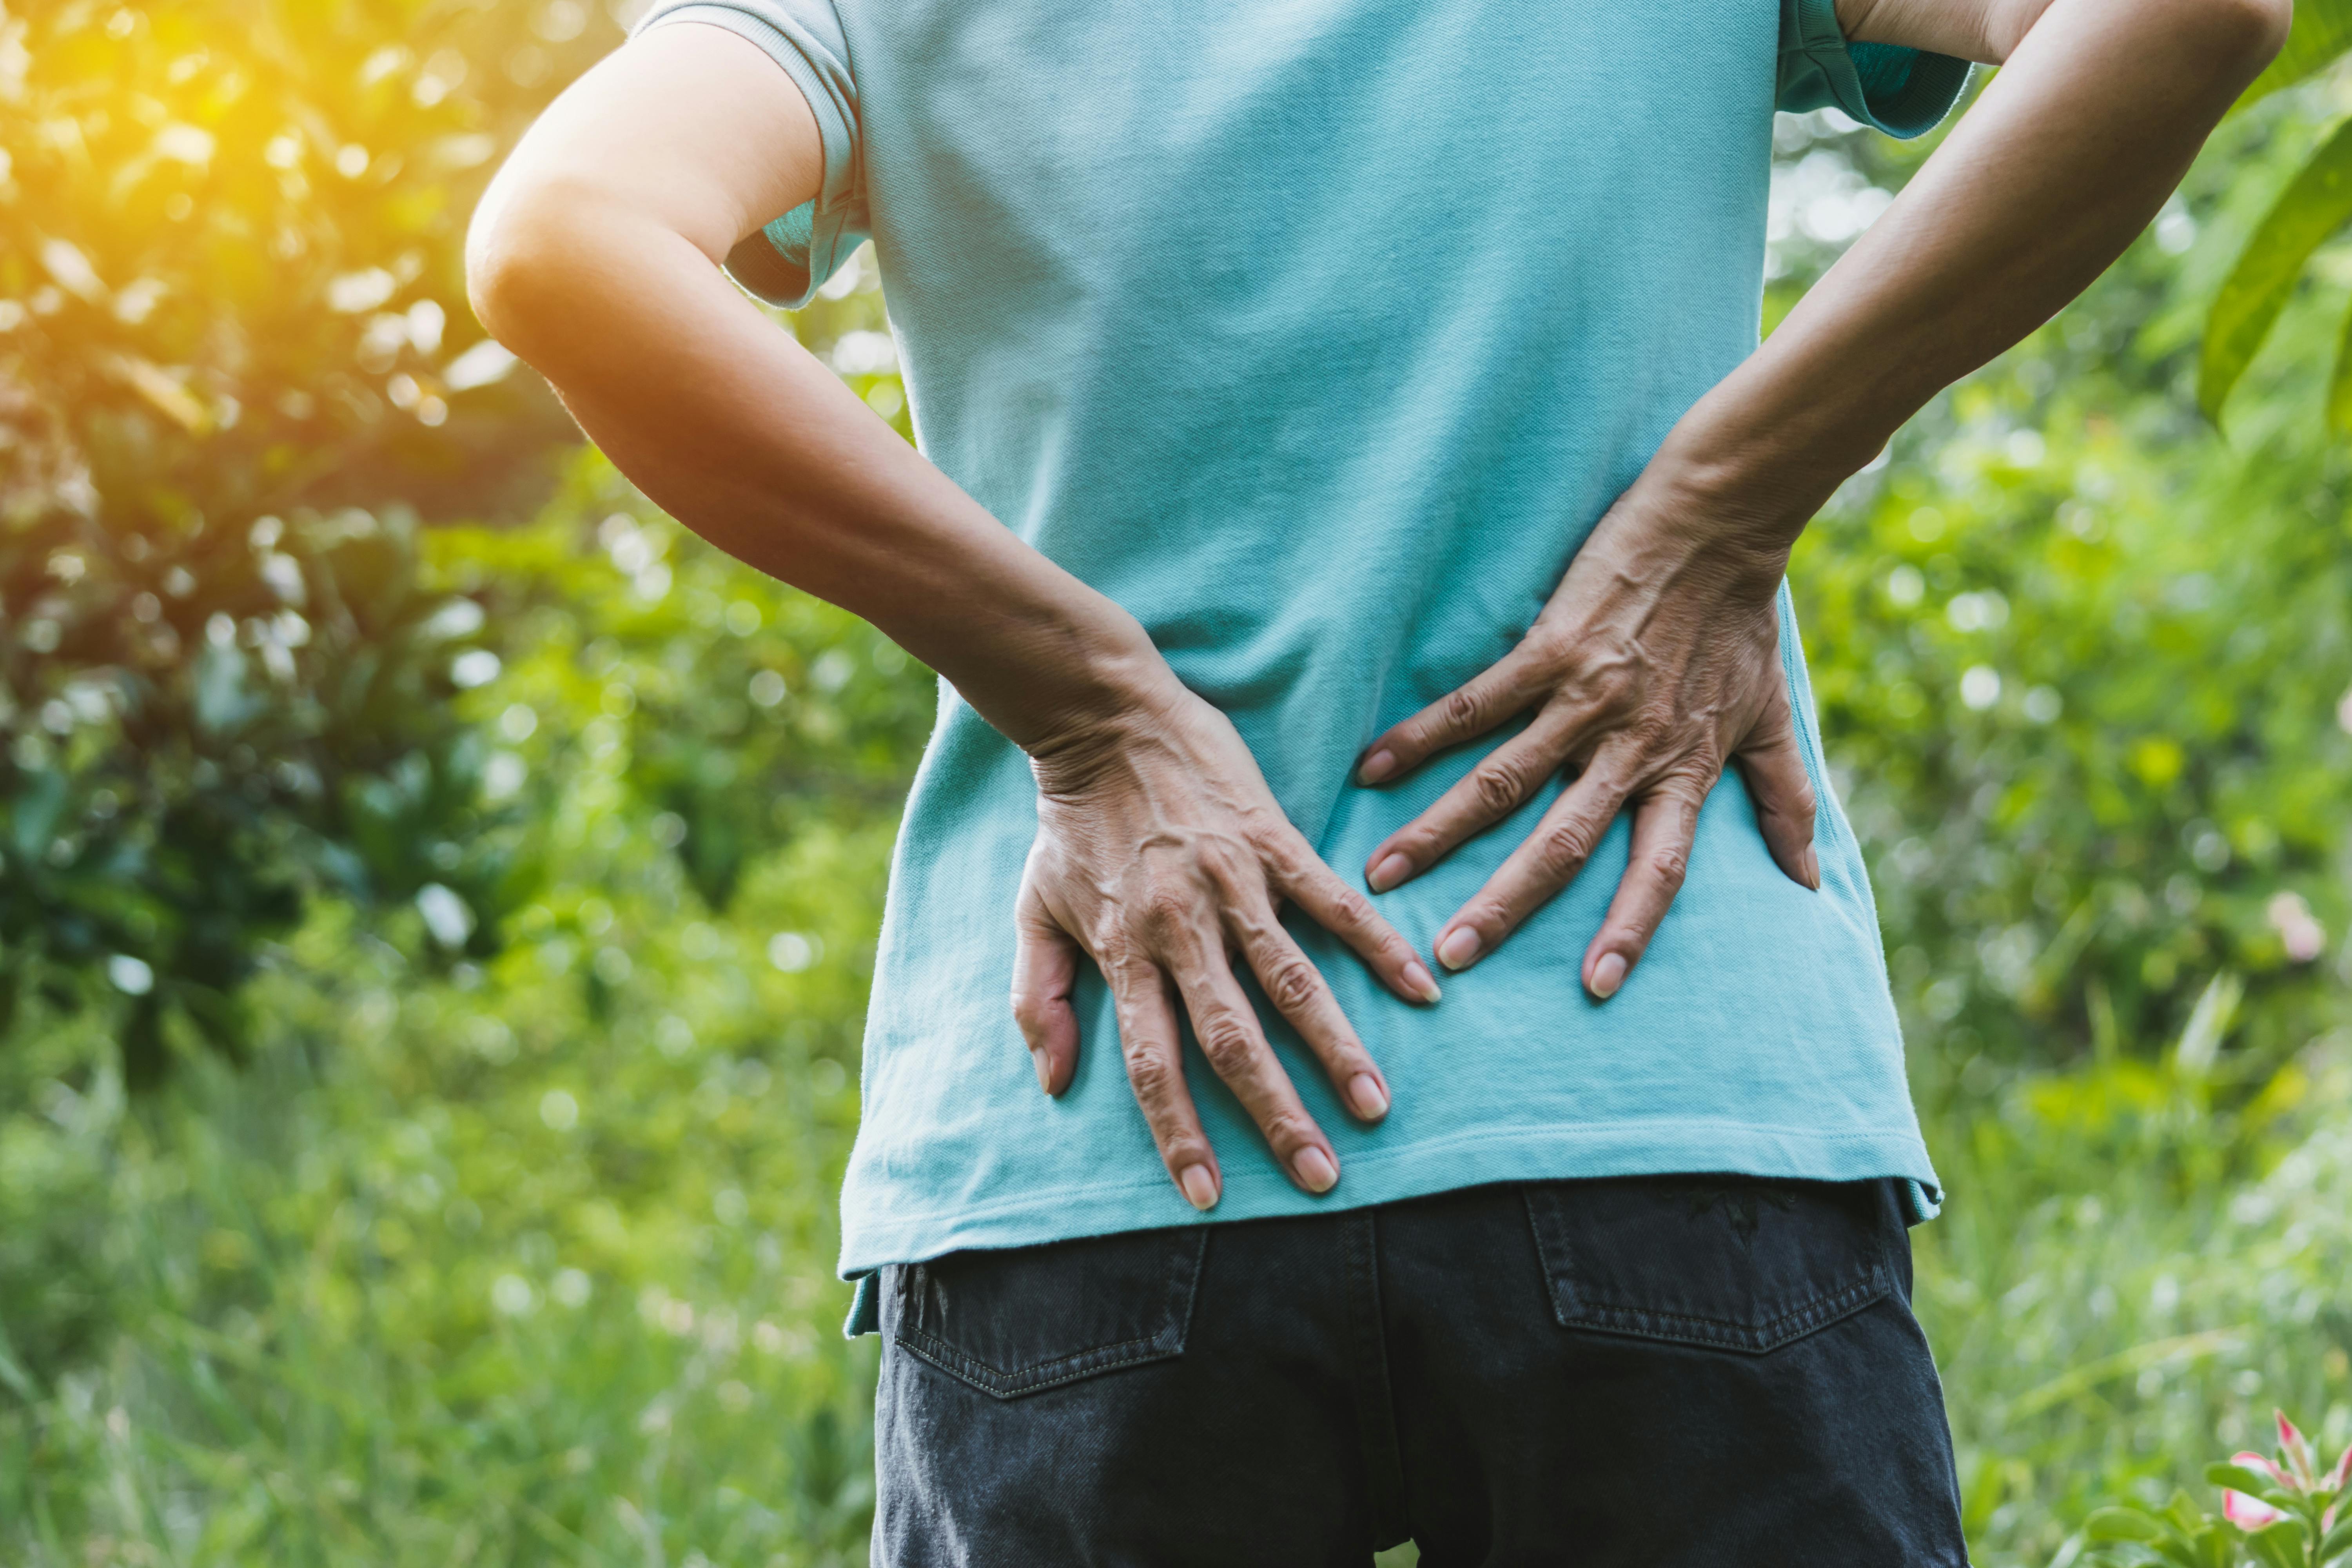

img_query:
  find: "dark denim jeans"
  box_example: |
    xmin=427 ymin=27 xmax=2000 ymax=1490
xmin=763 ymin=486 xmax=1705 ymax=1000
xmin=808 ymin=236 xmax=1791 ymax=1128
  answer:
xmin=873 ymin=1177 xmax=1969 ymax=1566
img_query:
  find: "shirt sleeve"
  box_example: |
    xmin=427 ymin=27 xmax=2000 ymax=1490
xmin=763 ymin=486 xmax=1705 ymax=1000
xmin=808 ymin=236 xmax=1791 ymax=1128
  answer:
xmin=633 ymin=0 xmax=868 ymax=308
xmin=1776 ymin=0 xmax=1973 ymax=139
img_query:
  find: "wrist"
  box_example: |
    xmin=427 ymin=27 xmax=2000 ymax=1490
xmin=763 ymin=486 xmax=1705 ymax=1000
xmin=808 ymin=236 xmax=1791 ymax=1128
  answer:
xmin=1605 ymin=459 xmax=1801 ymax=607
xmin=987 ymin=613 xmax=1187 ymax=765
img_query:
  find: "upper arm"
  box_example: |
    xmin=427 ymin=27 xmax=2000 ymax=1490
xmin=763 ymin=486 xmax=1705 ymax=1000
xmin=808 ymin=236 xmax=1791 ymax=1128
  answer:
xmin=1835 ymin=0 xmax=2050 ymax=63
xmin=469 ymin=22 xmax=824 ymax=284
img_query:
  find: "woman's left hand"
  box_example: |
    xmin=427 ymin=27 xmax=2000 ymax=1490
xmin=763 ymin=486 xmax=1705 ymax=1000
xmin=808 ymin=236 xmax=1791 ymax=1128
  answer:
xmin=1353 ymin=478 xmax=1823 ymax=999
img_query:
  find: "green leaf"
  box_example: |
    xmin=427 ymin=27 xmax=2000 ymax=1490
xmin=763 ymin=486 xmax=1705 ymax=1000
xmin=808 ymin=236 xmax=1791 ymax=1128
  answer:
xmin=2245 ymin=1519 xmax=2310 ymax=1568
xmin=2200 ymin=117 xmax=2352 ymax=423
xmin=2208 ymin=1463 xmax=2281 ymax=1493
xmin=2236 ymin=0 xmax=2352 ymax=114
xmin=2090 ymin=1508 xmax=2171 ymax=1543
xmin=2326 ymin=296 xmax=2352 ymax=434
xmin=2318 ymin=1514 xmax=2352 ymax=1564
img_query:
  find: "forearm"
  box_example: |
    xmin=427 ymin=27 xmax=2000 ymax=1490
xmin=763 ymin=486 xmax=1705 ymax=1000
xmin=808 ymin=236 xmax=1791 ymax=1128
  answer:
xmin=471 ymin=199 xmax=1173 ymax=754
xmin=1658 ymin=0 xmax=2285 ymax=546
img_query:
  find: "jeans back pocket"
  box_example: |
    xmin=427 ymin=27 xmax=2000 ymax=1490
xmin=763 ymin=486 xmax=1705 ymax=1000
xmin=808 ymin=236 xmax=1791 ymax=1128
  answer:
xmin=1523 ymin=1176 xmax=1897 ymax=1355
xmin=888 ymin=1224 xmax=1209 ymax=1399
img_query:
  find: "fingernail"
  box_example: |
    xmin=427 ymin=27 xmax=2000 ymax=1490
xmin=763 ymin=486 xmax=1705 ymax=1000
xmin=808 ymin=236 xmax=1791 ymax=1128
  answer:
xmin=1368 ymin=852 xmax=1413 ymax=892
xmin=1179 ymin=1165 xmax=1220 ymax=1211
xmin=1589 ymin=952 xmax=1627 ymax=1000
xmin=1403 ymin=960 xmax=1442 ymax=1003
xmin=1436 ymin=926 xmax=1482 ymax=971
xmin=1358 ymin=748 xmax=1397 ymax=785
xmin=1348 ymin=1073 xmax=1389 ymax=1120
xmin=1802 ymin=847 xmax=1822 ymax=891
xmin=1293 ymin=1145 xmax=1339 ymax=1193
xmin=1031 ymin=1048 xmax=1053 ymax=1094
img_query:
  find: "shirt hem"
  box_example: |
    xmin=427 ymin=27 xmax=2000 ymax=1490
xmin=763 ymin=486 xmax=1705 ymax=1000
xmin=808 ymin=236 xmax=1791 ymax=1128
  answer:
xmin=835 ymin=1118 xmax=1941 ymax=1280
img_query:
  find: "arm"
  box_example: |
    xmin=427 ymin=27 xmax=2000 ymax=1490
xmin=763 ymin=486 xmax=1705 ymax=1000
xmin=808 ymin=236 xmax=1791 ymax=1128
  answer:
xmin=1357 ymin=0 xmax=2287 ymax=992
xmin=467 ymin=24 xmax=1438 ymax=1210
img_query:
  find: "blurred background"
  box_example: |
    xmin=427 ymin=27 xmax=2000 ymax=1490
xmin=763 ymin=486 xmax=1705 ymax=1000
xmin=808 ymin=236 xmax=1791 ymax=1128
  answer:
xmin=5 ymin=2 xmax=2352 ymax=1563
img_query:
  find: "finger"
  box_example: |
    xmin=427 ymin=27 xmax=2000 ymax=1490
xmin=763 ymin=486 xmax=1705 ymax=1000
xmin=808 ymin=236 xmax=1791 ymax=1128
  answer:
xmin=1010 ymin=876 xmax=1084 ymax=1094
xmin=1356 ymin=647 xmax=1550 ymax=786
xmin=1431 ymin=742 xmax=1637 ymax=973
xmin=1226 ymin=892 xmax=1392 ymax=1123
xmin=1361 ymin=704 xmax=1584 ymax=894
xmin=1580 ymin=782 xmax=1703 ymax=1002
xmin=1272 ymin=842 xmax=1443 ymax=1004
xmin=1731 ymin=685 xmax=1820 ymax=891
xmin=1163 ymin=926 xmax=1341 ymax=1196
xmin=1107 ymin=955 xmax=1223 ymax=1211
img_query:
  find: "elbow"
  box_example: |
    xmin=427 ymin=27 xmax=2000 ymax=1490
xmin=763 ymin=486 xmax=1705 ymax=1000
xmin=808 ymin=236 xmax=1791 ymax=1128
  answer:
xmin=464 ymin=176 xmax=599 ymax=366
xmin=2178 ymin=0 xmax=2292 ymax=81
xmin=465 ymin=191 xmax=556 ymax=364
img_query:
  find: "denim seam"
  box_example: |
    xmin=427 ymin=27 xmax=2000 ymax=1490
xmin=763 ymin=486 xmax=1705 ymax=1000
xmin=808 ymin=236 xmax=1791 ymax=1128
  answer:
xmin=1557 ymin=1271 xmax=1890 ymax=1337
xmin=895 ymin=1331 xmax=1179 ymax=1397
xmin=894 ymin=1229 xmax=1208 ymax=1399
xmin=1522 ymin=1189 xmax=1895 ymax=1352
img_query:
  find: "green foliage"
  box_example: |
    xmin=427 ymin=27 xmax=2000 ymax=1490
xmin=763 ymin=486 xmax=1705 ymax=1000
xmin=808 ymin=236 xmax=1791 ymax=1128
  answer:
xmin=1793 ymin=111 xmax=2352 ymax=1081
xmin=2236 ymin=0 xmax=2352 ymax=115
xmin=1 ymin=462 xmax=922 ymax=1564
xmin=2201 ymin=0 xmax=2352 ymax=429
xmin=2083 ymin=1412 xmax=2352 ymax=1567
xmin=2200 ymin=118 xmax=2352 ymax=422
xmin=5 ymin=6 xmax=2352 ymax=1568
xmin=0 ymin=0 xmax=604 ymax=1078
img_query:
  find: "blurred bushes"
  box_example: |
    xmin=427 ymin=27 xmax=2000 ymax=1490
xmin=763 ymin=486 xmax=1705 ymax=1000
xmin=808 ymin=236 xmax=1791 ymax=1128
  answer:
xmin=1 ymin=458 xmax=916 ymax=1564
xmin=0 ymin=0 xmax=608 ymax=1076
xmin=1784 ymin=100 xmax=2352 ymax=1091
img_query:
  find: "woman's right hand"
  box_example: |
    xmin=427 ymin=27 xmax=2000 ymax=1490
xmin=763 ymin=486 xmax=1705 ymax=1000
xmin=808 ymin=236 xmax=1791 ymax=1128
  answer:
xmin=1011 ymin=681 xmax=1443 ymax=1212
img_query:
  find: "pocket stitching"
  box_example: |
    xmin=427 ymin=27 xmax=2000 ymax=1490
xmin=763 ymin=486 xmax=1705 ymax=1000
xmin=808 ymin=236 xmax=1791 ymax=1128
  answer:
xmin=895 ymin=1327 xmax=1180 ymax=1397
xmin=1524 ymin=1184 xmax=1893 ymax=1355
xmin=1548 ymin=1275 xmax=1891 ymax=1353
xmin=893 ymin=1227 xmax=1208 ymax=1400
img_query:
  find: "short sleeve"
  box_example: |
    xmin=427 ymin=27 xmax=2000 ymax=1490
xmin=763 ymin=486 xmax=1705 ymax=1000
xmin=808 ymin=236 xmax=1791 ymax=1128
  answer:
xmin=634 ymin=0 xmax=869 ymax=308
xmin=1776 ymin=0 xmax=1973 ymax=140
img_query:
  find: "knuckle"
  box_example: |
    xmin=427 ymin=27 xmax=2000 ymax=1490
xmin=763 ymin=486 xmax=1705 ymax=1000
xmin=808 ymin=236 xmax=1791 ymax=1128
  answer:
xmin=1259 ymin=953 xmax=1323 ymax=1016
xmin=1624 ymin=714 xmax=1676 ymax=755
xmin=1135 ymin=882 xmax=1195 ymax=937
xmin=1323 ymin=881 xmax=1375 ymax=929
xmin=1259 ymin=1111 xmax=1318 ymax=1153
xmin=1194 ymin=1016 xmax=1261 ymax=1075
xmin=1439 ymin=686 xmax=1488 ymax=733
xmin=1538 ymin=819 xmax=1600 ymax=877
xmin=1644 ymin=844 xmax=1691 ymax=889
xmin=1471 ymin=758 xmax=1531 ymax=816
xmin=1197 ymin=837 xmax=1253 ymax=890
xmin=1159 ymin=1133 xmax=1213 ymax=1169
xmin=1122 ymin=1047 xmax=1179 ymax=1104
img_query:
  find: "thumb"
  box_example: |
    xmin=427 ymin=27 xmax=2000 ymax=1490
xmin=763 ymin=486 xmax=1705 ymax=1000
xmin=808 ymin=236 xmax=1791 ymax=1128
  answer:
xmin=1731 ymin=686 xmax=1820 ymax=891
xmin=1011 ymin=874 xmax=1085 ymax=1095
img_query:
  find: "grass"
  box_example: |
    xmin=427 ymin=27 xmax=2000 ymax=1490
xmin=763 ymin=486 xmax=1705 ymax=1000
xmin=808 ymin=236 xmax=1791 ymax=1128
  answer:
xmin=5 ymin=882 xmax=2350 ymax=1564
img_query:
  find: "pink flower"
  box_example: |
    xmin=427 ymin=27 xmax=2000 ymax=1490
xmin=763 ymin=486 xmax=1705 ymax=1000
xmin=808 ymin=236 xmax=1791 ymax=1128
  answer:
xmin=2327 ymin=1443 xmax=2352 ymax=1494
xmin=2279 ymin=1410 xmax=2318 ymax=1488
xmin=2225 ymin=1490 xmax=2288 ymax=1529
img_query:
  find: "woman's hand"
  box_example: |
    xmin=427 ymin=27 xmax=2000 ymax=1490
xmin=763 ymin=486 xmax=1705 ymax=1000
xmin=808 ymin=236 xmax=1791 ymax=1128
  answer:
xmin=1013 ymin=680 xmax=1443 ymax=1212
xmin=1355 ymin=482 xmax=1822 ymax=999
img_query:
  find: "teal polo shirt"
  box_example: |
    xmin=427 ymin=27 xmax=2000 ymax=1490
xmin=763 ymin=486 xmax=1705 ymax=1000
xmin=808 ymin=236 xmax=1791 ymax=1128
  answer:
xmin=632 ymin=0 xmax=1971 ymax=1332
